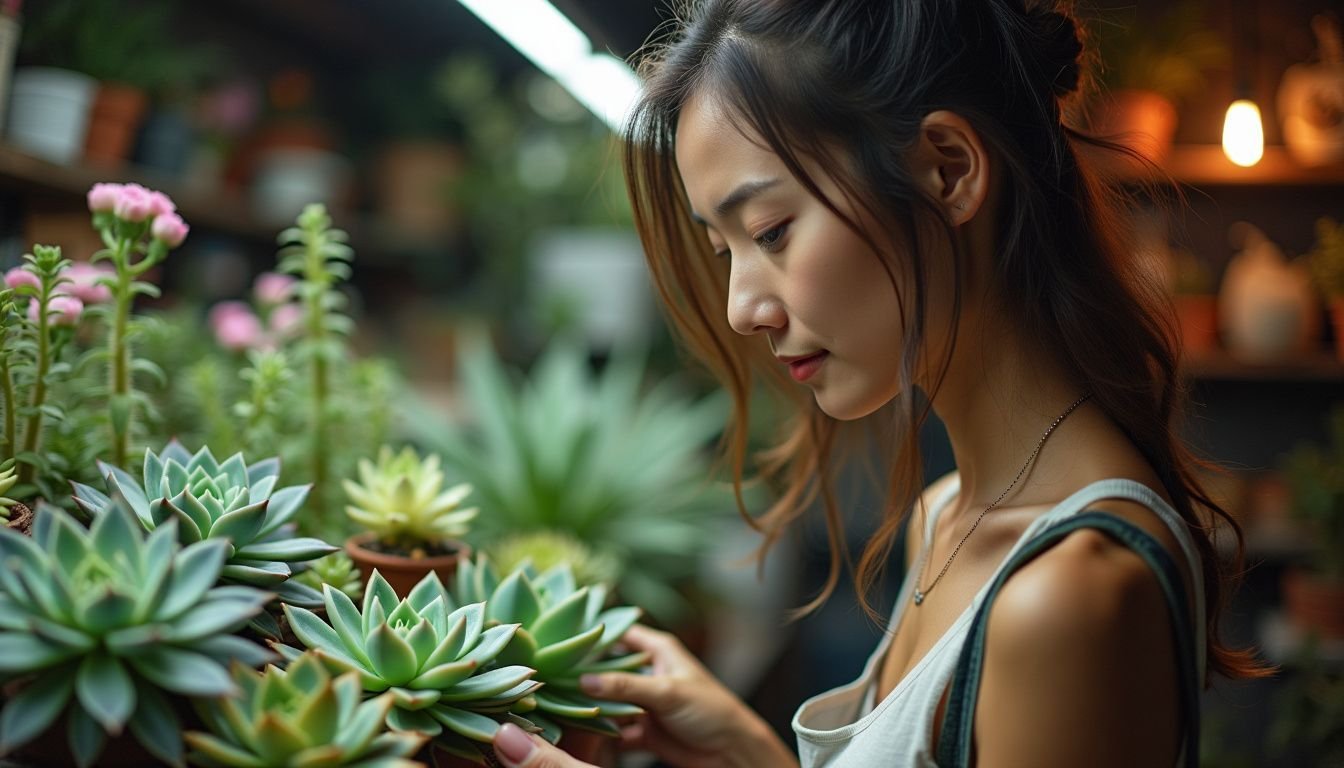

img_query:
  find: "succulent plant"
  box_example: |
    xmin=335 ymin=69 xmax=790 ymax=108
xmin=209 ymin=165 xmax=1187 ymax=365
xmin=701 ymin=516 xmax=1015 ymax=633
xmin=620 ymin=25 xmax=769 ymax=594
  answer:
xmin=454 ymin=555 xmax=647 ymax=742
xmin=294 ymin=552 xmax=363 ymax=602
xmin=185 ymin=652 xmax=426 ymax=768
xmin=0 ymin=498 xmax=274 ymax=767
xmin=0 ymin=459 xmax=18 ymax=519
xmin=71 ymin=440 xmax=337 ymax=614
xmin=279 ymin=570 xmax=538 ymax=763
xmin=343 ymin=446 xmax=477 ymax=553
xmin=486 ymin=530 xmax=620 ymax=590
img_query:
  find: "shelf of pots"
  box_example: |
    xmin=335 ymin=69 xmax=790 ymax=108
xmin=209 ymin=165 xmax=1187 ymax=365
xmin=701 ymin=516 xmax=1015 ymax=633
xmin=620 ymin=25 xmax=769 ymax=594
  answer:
xmin=1279 ymin=405 xmax=1344 ymax=644
xmin=342 ymin=445 xmax=479 ymax=598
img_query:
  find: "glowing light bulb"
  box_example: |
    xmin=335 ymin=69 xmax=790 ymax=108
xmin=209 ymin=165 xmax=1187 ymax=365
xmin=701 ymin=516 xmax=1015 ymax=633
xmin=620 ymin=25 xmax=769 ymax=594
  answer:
xmin=1222 ymin=99 xmax=1264 ymax=167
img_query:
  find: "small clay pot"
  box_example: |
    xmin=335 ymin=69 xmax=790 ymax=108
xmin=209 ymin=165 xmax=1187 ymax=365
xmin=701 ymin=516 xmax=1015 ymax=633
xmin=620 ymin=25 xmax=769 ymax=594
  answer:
xmin=344 ymin=532 xmax=470 ymax=598
xmin=1173 ymin=294 xmax=1219 ymax=359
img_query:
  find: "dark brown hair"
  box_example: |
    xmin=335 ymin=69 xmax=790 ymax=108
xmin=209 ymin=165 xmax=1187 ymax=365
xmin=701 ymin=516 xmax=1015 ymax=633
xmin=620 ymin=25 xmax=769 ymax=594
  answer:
xmin=623 ymin=0 xmax=1268 ymax=681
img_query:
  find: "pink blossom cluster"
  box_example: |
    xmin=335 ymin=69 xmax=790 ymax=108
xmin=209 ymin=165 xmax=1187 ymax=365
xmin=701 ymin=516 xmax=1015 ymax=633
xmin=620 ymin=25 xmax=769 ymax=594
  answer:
xmin=2 ymin=261 xmax=116 ymax=327
xmin=86 ymin=182 xmax=190 ymax=248
xmin=208 ymin=272 xmax=304 ymax=352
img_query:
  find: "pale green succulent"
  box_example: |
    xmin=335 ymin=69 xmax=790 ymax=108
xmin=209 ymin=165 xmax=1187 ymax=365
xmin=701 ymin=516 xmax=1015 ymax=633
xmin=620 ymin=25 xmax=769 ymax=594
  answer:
xmin=0 ymin=498 xmax=274 ymax=767
xmin=279 ymin=570 xmax=538 ymax=763
xmin=343 ymin=446 xmax=477 ymax=552
xmin=486 ymin=530 xmax=620 ymax=590
xmin=454 ymin=555 xmax=647 ymax=742
xmin=185 ymin=652 xmax=425 ymax=768
xmin=294 ymin=552 xmax=363 ymax=602
xmin=71 ymin=440 xmax=337 ymax=616
xmin=0 ymin=459 xmax=17 ymax=519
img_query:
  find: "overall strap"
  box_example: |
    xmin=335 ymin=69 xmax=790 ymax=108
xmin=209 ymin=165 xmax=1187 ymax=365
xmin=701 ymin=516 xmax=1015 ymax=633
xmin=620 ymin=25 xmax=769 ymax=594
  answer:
xmin=934 ymin=512 xmax=1200 ymax=768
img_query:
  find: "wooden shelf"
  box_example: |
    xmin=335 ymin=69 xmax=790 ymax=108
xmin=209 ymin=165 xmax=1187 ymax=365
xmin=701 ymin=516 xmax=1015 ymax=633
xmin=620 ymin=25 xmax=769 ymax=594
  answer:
xmin=1099 ymin=144 xmax=1344 ymax=187
xmin=1182 ymin=351 xmax=1344 ymax=381
xmin=0 ymin=142 xmax=448 ymax=261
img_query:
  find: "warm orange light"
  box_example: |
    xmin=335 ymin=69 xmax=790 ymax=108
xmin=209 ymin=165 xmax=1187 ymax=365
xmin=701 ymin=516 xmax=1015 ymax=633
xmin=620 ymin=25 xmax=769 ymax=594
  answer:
xmin=1222 ymin=99 xmax=1264 ymax=167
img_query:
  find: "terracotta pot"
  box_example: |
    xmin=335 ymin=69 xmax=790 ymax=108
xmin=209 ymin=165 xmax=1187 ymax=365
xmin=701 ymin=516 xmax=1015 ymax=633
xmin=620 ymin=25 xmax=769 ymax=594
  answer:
xmin=1094 ymin=89 xmax=1178 ymax=163
xmin=1331 ymin=297 xmax=1344 ymax=361
xmin=344 ymin=532 xmax=470 ymax=598
xmin=1173 ymin=294 xmax=1219 ymax=359
xmin=83 ymin=82 xmax=148 ymax=165
xmin=558 ymin=728 xmax=618 ymax=765
xmin=1282 ymin=567 xmax=1344 ymax=641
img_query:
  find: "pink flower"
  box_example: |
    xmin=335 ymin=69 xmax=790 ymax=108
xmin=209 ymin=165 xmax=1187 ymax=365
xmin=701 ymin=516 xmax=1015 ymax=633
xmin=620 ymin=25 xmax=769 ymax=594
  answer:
xmin=4 ymin=267 xmax=39 ymax=293
xmin=146 ymin=190 xmax=176 ymax=218
xmin=151 ymin=212 xmax=189 ymax=248
xmin=209 ymin=301 xmax=266 ymax=351
xmin=62 ymin=262 xmax=114 ymax=304
xmin=87 ymin=183 xmax=123 ymax=213
xmin=268 ymin=302 xmax=305 ymax=340
xmin=28 ymin=295 xmax=84 ymax=326
xmin=114 ymin=183 xmax=155 ymax=223
xmin=253 ymin=272 xmax=295 ymax=306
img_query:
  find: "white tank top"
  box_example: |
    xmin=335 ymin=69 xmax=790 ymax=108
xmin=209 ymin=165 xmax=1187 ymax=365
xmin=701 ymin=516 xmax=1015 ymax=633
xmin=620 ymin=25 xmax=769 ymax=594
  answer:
xmin=792 ymin=476 xmax=1207 ymax=767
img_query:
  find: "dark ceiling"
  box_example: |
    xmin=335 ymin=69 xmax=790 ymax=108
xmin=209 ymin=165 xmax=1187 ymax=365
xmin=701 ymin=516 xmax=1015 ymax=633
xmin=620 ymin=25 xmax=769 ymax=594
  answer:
xmin=553 ymin=1 xmax=671 ymax=61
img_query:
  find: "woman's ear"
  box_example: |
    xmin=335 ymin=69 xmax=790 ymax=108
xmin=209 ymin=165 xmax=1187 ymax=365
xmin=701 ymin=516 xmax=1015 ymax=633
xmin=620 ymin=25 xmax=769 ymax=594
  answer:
xmin=910 ymin=110 xmax=991 ymax=226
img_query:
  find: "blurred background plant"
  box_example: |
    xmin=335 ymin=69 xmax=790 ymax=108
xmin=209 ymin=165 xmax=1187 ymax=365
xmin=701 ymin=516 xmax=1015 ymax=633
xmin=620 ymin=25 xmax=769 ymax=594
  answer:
xmin=407 ymin=334 xmax=737 ymax=624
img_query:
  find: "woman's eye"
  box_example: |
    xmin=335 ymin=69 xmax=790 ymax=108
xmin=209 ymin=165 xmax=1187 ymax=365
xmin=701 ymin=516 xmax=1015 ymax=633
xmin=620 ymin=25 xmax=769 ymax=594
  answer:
xmin=754 ymin=222 xmax=789 ymax=252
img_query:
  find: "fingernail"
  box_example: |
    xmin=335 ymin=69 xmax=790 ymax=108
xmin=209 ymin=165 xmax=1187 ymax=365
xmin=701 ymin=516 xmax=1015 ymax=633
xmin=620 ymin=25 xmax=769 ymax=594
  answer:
xmin=495 ymin=723 xmax=535 ymax=764
xmin=580 ymin=674 xmax=601 ymax=693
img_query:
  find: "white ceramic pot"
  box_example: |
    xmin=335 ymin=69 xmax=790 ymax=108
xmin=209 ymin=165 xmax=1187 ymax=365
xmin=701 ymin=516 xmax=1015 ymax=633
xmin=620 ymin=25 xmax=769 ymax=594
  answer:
xmin=251 ymin=147 xmax=352 ymax=225
xmin=530 ymin=229 xmax=653 ymax=350
xmin=1219 ymin=223 xmax=1319 ymax=363
xmin=5 ymin=67 xmax=97 ymax=164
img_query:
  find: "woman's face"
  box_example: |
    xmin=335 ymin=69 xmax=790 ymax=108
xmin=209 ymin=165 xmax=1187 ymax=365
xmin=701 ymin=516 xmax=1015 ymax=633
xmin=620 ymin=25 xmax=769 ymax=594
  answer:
xmin=675 ymin=94 xmax=911 ymax=421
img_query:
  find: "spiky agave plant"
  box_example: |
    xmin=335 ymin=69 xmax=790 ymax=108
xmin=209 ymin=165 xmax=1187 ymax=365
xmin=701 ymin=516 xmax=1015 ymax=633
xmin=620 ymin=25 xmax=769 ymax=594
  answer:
xmin=72 ymin=440 xmax=336 ymax=635
xmin=185 ymin=652 xmax=425 ymax=768
xmin=454 ymin=555 xmax=647 ymax=743
xmin=0 ymin=498 xmax=273 ymax=767
xmin=279 ymin=570 xmax=538 ymax=764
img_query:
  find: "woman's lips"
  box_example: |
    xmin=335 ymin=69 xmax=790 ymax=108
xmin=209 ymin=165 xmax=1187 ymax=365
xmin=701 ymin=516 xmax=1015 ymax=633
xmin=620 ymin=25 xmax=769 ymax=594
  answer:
xmin=787 ymin=351 xmax=828 ymax=382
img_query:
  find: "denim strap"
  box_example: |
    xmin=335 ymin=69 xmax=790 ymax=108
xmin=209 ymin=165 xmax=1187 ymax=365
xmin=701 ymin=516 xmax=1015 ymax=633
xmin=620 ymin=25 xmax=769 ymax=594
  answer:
xmin=934 ymin=511 xmax=1200 ymax=767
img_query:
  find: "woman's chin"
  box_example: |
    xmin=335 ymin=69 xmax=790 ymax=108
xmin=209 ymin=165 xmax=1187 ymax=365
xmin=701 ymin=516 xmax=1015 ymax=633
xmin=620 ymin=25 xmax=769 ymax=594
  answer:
xmin=813 ymin=387 xmax=894 ymax=422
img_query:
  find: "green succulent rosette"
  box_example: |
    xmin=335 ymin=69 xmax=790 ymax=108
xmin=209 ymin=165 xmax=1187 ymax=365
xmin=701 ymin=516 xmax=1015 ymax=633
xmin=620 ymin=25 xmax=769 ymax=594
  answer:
xmin=278 ymin=570 xmax=538 ymax=763
xmin=454 ymin=555 xmax=648 ymax=743
xmin=71 ymin=440 xmax=337 ymax=635
xmin=343 ymin=445 xmax=478 ymax=552
xmin=0 ymin=498 xmax=274 ymax=767
xmin=294 ymin=551 xmax=363 ymax=602
xmin=185 ymin=652 xmax=425 ymax=768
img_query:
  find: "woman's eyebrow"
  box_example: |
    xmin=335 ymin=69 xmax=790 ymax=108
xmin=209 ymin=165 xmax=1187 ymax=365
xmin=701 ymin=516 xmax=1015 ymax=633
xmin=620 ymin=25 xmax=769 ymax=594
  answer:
xmin=690 ymin=177 xmax=782 ymax=224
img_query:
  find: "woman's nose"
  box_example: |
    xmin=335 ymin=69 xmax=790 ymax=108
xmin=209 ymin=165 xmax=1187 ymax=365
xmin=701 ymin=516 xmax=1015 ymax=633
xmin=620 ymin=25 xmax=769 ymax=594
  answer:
xmin=726 ymin=262 xmax=786 ymax=336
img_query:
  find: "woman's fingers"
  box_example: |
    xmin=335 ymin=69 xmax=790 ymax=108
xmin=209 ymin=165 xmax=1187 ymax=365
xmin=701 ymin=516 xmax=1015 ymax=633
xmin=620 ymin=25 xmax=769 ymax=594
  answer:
xmin=493 ymin=723 xmax=597 ymax=768
xmin=580 ymin=670 xmax=676 ymax=710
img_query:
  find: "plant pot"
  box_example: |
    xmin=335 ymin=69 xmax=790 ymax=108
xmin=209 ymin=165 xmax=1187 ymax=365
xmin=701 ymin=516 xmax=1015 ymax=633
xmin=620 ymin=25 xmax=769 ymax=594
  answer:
xmin=1282 ymin=567 xmax=1344 ymax=641
xmin=133 ymin=106 xmax=195 ymax=177
xmin=344 ymin=532 xmax=471 ymax=598
xmin=83 ymin=81 xmax=148 ymax=166
xmin=1093 ymin=89 xmax=1178 ymax=163
xmin=529 ymin=228 xmax=654 ymax=352
xmin=4 ymin=67 xmax=98 ymax=164
xmin=558 ymin=727 xmax=618 ymax=765
xmin=251 ymin=147 xmax=353 ymax=225
xmin=374 ymin=139 xmax=463 ymax=237
xmin=1173 ymin=294 xmax=1219 ymax=358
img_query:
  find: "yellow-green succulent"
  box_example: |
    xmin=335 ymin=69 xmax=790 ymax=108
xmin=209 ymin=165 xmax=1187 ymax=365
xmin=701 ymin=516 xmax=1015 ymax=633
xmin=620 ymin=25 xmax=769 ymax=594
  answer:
xmin=343 ymin=446 xmax=477 ymax=551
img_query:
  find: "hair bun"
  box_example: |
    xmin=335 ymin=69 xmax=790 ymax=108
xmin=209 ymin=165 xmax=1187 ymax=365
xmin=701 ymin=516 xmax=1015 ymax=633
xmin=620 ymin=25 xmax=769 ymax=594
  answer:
xmin=1026 ymin=9 xmax=1083 ymax=98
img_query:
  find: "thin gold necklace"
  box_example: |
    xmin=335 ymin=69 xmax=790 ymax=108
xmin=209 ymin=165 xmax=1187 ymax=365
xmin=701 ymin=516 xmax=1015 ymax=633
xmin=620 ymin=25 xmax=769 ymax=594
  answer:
xmin=912 ymin=392 xmax=1091 ymax=607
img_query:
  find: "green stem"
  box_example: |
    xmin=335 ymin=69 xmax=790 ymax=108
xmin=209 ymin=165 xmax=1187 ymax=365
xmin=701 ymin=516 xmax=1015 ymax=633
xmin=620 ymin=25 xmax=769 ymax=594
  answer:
xmin=17 ymin=296 xmax=51 ymax=485
xmin=0 ymin=353 xmax=14 ymax=462
xmin=109 ymin=240 xmax=132 ymax=469
xmin=307 ymin=248 xmax=329 ymax=533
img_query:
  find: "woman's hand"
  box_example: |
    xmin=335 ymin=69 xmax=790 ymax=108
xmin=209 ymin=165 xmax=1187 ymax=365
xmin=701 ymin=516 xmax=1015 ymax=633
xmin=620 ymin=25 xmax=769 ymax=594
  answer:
xmin=492 ymin=723 xmax=598 ymax=767
xmin=576 ymin=624 xmax=799 ymax=768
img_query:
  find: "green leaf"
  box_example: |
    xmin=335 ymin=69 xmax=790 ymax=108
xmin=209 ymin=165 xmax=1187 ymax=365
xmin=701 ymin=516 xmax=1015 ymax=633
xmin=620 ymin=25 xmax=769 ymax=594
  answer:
xmin=427 ymin=706 xmax=499 ymax=742
xmin=386 ymin=706 xmax=440 ymax=736
xmin=529 ymin=588 xmax=590 ymax=648
xmin=80 ymin=590 xmax=138 ymax=634
xmin=143 ymin=449 xmax=165 ymax=499
xmin=89 ymin=495 xmax=142 ymax=566
xmin=222 ymin=560 xmax=291 ymax=585
xmin=129 ymin=648 xmax=235 ymax=697
xmin=406 ymin=572 xmax=449 ymax=613
xmin=75 ymin=652 xmax=136 ymax=734
xmin=294 ymin=678 xmax=341 ymax=746
xmin=99 ymin=461 xmax=150 ymax=522
xmin=66 ymin=703 xmax=108 ymax=768
xmin=235 ymin=537 xmax=336 ymax=562
xmin=362 ymin=571 xmax=400 ymax=633
xmin=208 ymin=502 xmax=268 ymax=546
xmin=534 ymin=690 xmax=600 ymax=719
xmin=283 ymin=604 xmax=347 ymax=657
xmin=183 ymin=732 xmax=266 ymax=767
xmin=532 ymin=623 xmax=605 ymax=677
xmin=439 ymin=665 xmax=534 ymax=702
xmin=126 ymin=682 xmax=183 ymax=767
xmin=334 ymin=694 xmax=396 ymax=757
xmin=461 ymin=624 xmax=519 ymax=668
xmin=323 ymin=584 xmax=374 ymax=666
xmin=193 ymin=634 xmax=277 ymax=669
xmin=404 ymin=618 xmax=438 ymax=671
xmin=367 ymin=624 xmax=419 ymax=686
xmin=273 ymin=578 xmax=325 ymax=608
xmin=0 ymin=669 xmax=74 ymax=752
xmin=486 ymin=570 xmax=542 ymax=627
xmin=389 ymin=687 xmax=442 ymax=710
xmin=258 ymin=485 xmax=311 ymax=536
xmin=406 ymin=659 xmax=476 ymax=691
xmin=589 ymin=607 xmax=641 ymax=658
xmin=156 ymin=540 xmax=229 ymax=620
xmin=163 ymin=593 xmax=268 ymax=642
xmin=0 ymin=631 xmax=78 ymax=671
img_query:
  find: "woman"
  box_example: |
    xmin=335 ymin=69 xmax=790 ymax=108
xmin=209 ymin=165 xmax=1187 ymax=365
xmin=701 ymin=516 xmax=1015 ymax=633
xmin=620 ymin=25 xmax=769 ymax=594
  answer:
xmin=491 ymin=1 xmax=1270 ymax=766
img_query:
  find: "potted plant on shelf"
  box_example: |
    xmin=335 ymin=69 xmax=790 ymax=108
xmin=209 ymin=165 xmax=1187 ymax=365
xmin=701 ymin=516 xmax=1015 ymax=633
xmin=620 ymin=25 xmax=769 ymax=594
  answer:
xmin=184 ymin=652 xmax=427 ymax=767
xmin=342 ymin=445 xmax=479 ymax=597
xmin=1307 ymin=217 xmax=1344 ymax=360
xmin=0 ymin=498 xmax=275 ymax=767
xmin=1280 ymin=404 xmax=1344 ymax=641
xmin=1168 ymin=246 xmax=1220 ymax=360
xmin=1087 ymin=0 xmax=1229 ymax=161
